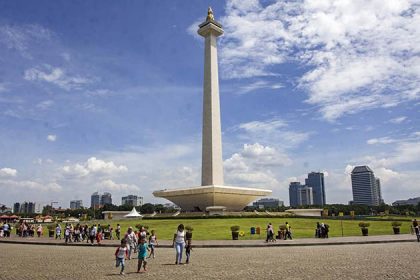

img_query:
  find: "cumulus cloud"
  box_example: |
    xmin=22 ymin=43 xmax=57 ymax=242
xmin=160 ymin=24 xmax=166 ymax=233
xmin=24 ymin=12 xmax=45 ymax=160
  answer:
xmin=24 ymin=64 xmax=91 ymax=91
xmin=62 ymin=157 xmax=128 ymax=178
xmin=218 ymin=0 xmax=420 ymax=120
xmin=224 ymin=143 xmax=290 ymax=188
xmin=0 ymin=168 xmax=17 ymax=177
xmin=99 ymin=179 xmax=140 ymax=192
xmin=0 ymin=179 xmax=62 ymax=192
xmin=47 ymin=134 xmax=57 ymax=142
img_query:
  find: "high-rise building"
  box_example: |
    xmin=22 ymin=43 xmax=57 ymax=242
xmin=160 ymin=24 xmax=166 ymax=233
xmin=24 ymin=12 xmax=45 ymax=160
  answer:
xmin=20 ymin=202 xmax=35 ymax=214
xmin=122 ymin=195 xmax=143 ymax=207
xmin=305 ymin=172 xmax=326 ymax=206
xmin=351 ymin=166 xmax=381 ymax=206
xmin=70 ymin=200 xmax=83 ymax=210
xmin=91 ymin=192 xmax=101 ymax=208
xmin=289 ymin=182 xmax=313 ymax=207
xmin=13 ymin=202 xmax=20 ymax=214
xmin=298 ymin=186 xmax=313 ymax=206
xmin=375 ymin=178 xmax=383 ymax=204
xmin=101 ymin=192 xmax=112 ymax=206
xmin=252 ymin=198 xmax=284 ymax=209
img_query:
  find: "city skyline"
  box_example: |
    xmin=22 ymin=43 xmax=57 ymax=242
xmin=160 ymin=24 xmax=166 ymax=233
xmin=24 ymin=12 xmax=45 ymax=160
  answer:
xmin=0 ymin=1 xmax=419 ymax=207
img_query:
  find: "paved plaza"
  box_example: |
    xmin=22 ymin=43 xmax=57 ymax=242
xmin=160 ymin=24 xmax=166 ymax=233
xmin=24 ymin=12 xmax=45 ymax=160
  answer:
xmin=0 ymin=242 xmax=419 ymax=279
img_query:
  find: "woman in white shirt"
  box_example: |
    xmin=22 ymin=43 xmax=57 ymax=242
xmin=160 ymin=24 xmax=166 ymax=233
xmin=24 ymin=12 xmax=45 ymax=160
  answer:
xmin=172 ymin=224 xmax=186 ymax=264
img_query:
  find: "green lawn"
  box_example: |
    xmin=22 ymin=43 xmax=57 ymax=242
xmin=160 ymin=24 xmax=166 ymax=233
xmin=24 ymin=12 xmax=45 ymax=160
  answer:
xmin=41 ymin=217 xmax=415 ymax=240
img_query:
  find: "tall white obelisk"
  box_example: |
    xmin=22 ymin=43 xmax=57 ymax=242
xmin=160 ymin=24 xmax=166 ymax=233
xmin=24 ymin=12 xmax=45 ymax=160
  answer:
xmin=153 ymin=8 xmax=272 ymax=212
xmin=198 ymin=7 xmax=224 ymax=186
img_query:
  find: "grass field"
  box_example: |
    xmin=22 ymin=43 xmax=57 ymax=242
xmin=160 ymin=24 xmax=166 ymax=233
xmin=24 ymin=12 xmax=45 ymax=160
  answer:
xmin=41 ymin=217 xmax=416 ymax=240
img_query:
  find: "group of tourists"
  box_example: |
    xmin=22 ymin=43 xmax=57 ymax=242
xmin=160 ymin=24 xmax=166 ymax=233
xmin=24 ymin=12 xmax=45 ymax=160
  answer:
xmin=114 ymin=223 xmax=191 ymax=275
xmin=315 ymin=222 xmax=329 ymax=238
xmin=267 ymin=221 xmax=293 ymax=241
xmin=54 ymin=223 xmax=122 ymax=244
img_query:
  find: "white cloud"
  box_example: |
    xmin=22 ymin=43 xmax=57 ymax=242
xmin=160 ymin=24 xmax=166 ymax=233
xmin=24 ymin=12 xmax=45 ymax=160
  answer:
xmin=367 ymin=137 xmax=396 ymax=145
xmin=0 ymin=179 xmax=62 ymax=192
xmin=0 ymin=168 xmax=17 ymax=177
xmin=0 ymin=24 xmax=52 ymax=57
xmin=99 ymin=179 xmax=140 ymax=192
xmin=235 ymin=118 xmax=310 ymax=148
xmin=62 ymin=157 xmax=128 ymax=178
xmin=0 ymin=83 xmax=7 ymax=93
xmin=219 ymin=0 xmax=420 ymax=120
xmin=389 ymin=116 xmax=407 ymax=124
xmin=224 ymin=143 xmax=290 ymax=188
xmin=36 ymin=100 xmax=54 ymax=110
xmin=24 ymin=64 xmax=91 ymax=91
xmin=47 ymin=134 xmax=57 ymax=142
xmin=237 ymin=80 xmax=283 ymax=94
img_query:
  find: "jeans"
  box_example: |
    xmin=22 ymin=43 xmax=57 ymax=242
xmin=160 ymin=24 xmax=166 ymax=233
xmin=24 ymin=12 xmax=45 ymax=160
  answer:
xmin=116 ymin=257 xmax=125 ymax=273
xmin=175 ymin=242 xmax=185 ymax=264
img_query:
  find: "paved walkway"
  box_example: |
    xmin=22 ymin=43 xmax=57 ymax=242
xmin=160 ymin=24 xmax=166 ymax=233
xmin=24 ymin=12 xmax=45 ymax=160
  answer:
xmin=0 ymin=234 xmax=417 ymax=248
xmin=0 ymin=242 xmax=419 ymax=279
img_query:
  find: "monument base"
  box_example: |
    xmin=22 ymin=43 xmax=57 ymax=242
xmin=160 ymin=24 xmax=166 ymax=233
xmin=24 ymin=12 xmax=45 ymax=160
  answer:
xmin=153 ymin=185 xmax=272 ymax=211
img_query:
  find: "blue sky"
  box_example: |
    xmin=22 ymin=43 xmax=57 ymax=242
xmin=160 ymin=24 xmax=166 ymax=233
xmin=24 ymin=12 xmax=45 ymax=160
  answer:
xmin=0 ymin=0 xmax=419 ymax=208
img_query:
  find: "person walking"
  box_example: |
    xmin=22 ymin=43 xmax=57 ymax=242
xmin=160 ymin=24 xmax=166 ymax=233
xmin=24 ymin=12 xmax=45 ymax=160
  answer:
xmin=36 ymin=224 xmax=42 ymax=238
xmin=125 ymin=227 xmax=137 ymax=260
xmin=185 ymin=239 xmax=192 ymax=264
xmin=148 ymin=230 xmax=158 ymax=259
xmin=284 ymin=222 xmax=292 ymax=240
xmin=266 ymin=223 xmax=274 ymax=242
xmin=137 ymin=238 xmax=150 ymax=273
xmin=413 ymin=219 xmax=419 ymax=242
xmin=55 ymin=224 xmax=61 ymax=240
xmin=115 ymin=239 xmax=128 ymax=275
xmin=172 ymin=224 xmax=186 ymax=265
xmin=116 ymin=224 xmax=121 ymax=240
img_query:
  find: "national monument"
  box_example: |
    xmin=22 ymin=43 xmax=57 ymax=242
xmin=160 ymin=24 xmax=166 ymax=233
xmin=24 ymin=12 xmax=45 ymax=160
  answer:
xmin=153 ymin=8 xmax=272 ymax=211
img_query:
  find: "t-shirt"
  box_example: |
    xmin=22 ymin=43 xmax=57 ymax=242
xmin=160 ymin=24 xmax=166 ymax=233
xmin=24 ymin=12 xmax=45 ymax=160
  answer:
xmin=174 ymin=230 xmax=185 ymax=243
xmin=115 ymin=246 xmax=128 ymax=259
xmin=149 ymin=235 xmax=156 ymax=245
xmin=125 ymin=232 xmax=137 ymax=246
xmin=138 ymin=243 xmax=148 ymax=258
xmin=3 ymin=224 xmax=9 ymax=231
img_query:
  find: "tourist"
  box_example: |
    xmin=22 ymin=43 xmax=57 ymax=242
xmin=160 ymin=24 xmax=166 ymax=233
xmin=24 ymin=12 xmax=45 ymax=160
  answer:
xmin=284 ymin=222 xmax=292 ymax=240
xmin=3 ymin=222 xmax=10 ymax=238
xmin=116 ymin=224 xmax=121 ymax=240
xmin=89 ymin=225 xmax=96 ymax=244
xmin=315 ymin=222 xmax=321 ymax=238
xmin=36 ymin=224 xmax=43 ymax=238
xmin=115 ymin=239 xmax=128 ymax=275
xmin=96 ymin=229 xmax=103 ymax=245
xmin=139 ymin=226 xmax=147 ymax=240
xmin=109 ymin=225 xmax=114 ymax=240
xmin=55 ymin=224 xmax=61 ymax=239
xmin=125 ymin=227 xmax=137 ymax=260
xmin=185 ymin=239 xmax=192 ymax=264
xmin=73 ymin=225 xmax=80 ymax=242
xmin=148 ymin=230 xmax=158 ymax=259
xmin=413 ymin=219 xmax=419 ymax=242
xmin=137 ymin=237 xmax=150 ymax=273
xmin=172 ymin=224 xmax=186 ymax=265
xmin=64 ymin=225 xmax=71 ymax=244
xmin=266 ymin=223 xmax=275 ymax=242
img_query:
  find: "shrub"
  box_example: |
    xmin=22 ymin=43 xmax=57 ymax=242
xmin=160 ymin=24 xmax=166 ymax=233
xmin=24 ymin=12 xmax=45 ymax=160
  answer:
xmin=391 ymin=221 xmax=402 ymax=227
xmin=358 ymin=222 xmax=370 ymax=228
xmin=230 ymin=225 xmax=240 ymax=232
xmin=185 ymin=225 xmax=194 ymax=232
xmin=279 ymin=225 xmax=286 ymax=230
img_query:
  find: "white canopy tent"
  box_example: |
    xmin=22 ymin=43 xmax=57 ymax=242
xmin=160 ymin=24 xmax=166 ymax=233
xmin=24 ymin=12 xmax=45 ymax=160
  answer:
xmin=124 ymin=207 xmax=143 ymax=218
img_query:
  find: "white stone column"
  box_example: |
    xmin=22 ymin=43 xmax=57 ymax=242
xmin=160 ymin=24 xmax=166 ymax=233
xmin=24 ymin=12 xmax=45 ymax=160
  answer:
xmin=198 ymin=13 xmax=224 ymax=186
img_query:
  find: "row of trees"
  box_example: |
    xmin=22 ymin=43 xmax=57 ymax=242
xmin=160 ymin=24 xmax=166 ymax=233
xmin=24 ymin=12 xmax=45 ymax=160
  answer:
xmin=246 ymin=203 xmax=420 ymax=216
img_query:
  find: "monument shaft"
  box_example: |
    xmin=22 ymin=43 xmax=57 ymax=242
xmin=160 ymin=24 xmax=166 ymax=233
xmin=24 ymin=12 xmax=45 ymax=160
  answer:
xmin=199 ymin=18 xmax=224 ymax=186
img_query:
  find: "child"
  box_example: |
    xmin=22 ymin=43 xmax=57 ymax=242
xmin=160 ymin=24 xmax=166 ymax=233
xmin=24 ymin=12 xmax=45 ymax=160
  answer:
xmin=148 ymin=230 xmax=158 ymax=259
xmin=96 ymin=229 xmax=102 ymax=245
xmin=115 ymin=240 xmax=128 ymax=275
xmin=185 ymin=239 xmax=192 ymax=264
xmin=137 ymin=238 xmax=150 ymax=273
